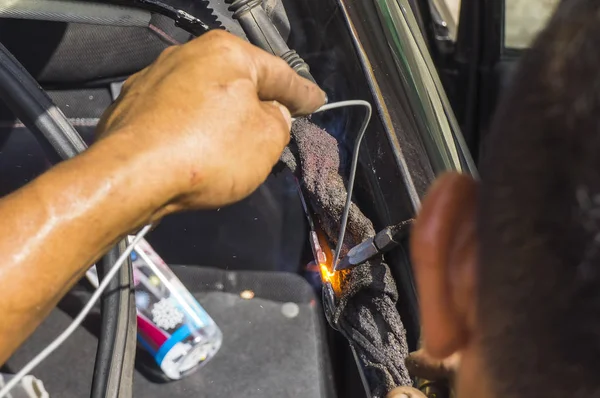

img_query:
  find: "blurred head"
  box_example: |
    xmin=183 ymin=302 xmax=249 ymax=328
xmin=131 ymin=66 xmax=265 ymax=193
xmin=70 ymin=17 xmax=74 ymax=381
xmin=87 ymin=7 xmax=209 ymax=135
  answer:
xmin=411 ymin=1 xmax=600 ymax=397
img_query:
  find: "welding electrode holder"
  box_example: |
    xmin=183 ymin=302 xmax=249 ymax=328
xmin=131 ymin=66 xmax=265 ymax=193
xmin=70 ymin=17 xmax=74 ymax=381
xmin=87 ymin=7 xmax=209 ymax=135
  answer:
xmin=335 ymin=219 xmax=414 ymax=271
xmin=225 ymin=0 xmax=317 ymax=85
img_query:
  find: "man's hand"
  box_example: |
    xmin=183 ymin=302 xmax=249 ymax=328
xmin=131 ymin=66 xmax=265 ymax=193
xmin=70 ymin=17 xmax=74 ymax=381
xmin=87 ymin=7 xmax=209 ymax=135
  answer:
xmin=386 ymin=387 xmax=427 ymax=398
xmin=405 ymin=349 xmax=459 ymax=381
xmin=0 ymin=30 xmax=324 ymax=363
xmin=97 ymin=30 xmax=325 ymax=214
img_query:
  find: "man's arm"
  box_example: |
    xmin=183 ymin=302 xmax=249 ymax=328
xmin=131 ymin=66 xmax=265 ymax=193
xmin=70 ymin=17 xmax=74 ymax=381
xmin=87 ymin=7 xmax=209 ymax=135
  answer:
xmin=0 ymin=30 xmax=325 ymax=363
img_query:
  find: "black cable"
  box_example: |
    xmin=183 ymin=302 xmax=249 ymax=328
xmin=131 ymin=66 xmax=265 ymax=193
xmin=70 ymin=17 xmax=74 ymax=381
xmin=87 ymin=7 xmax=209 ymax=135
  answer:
xmin=0 ymin=42 xmax=134 ymax=398
xmin=0 ymin=42 xmax=87 ymax=161
xmin=92 ymin=242 xmax=137 ymax=398
xmin=104 ymin=0 xmax=217 ymax=34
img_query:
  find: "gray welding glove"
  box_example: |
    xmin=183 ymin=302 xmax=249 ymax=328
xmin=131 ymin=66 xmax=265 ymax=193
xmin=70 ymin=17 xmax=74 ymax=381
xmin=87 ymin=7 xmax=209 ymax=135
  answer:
xmin=282 ymin=117 xmax=375 ymax=249
xmin=327 ymin=259 xmax=412 ymax=398
xmin=281 ymin=118 xmax=412 ymax=397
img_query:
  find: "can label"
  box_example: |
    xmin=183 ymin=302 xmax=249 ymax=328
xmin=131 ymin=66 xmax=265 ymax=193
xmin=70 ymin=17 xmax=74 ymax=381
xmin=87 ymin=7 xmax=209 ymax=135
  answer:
xmin=131 ymin=239 xmax=222 ymax=379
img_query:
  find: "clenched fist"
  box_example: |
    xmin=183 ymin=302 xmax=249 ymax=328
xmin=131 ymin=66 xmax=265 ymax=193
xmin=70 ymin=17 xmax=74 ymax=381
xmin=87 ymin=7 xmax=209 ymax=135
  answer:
xmin=97 ymin=30 xmax=325 ymax=212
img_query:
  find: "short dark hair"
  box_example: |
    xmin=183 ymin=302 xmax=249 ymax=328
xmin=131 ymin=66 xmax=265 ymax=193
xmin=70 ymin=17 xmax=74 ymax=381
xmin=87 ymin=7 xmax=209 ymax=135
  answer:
xmin=478 ymin=1 xmax=600 ymax=396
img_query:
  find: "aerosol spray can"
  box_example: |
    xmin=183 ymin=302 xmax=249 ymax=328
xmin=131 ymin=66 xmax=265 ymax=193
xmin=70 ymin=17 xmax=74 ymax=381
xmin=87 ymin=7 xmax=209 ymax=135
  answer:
xmin=129 ymin=239 xmax=222 ymax=380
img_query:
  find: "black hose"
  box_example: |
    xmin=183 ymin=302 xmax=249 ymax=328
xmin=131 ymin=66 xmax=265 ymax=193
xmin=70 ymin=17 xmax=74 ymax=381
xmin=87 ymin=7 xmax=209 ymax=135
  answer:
xmin=92 ymin=241 xmax=137 ymax=398
xmin=0 ymin=42 xmax=87 ymax=161
xmin=0 ymin=42 xmax=135 ymax=398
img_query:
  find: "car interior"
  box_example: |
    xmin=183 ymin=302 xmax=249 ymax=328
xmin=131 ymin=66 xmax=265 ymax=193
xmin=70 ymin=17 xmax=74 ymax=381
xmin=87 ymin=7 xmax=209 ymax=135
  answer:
xmin=0 ymin=0 xmax=556 ymax=397
xmin=0 ymin=1 xmax=421 ymax=397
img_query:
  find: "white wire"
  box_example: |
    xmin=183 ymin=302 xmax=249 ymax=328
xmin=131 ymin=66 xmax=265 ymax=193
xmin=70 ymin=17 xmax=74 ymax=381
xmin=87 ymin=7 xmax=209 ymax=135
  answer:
xmin=0 ymin=224 xmax=153 ymax=398
xmin=309 ymin=99 xmax=373 ymax=267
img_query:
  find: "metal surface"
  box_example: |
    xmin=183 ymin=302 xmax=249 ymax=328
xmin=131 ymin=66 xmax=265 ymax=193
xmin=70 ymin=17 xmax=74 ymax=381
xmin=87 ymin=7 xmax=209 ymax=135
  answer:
xmin=296 ymin=179 xmax=328 ymax=266
xmin=373 ymin=0 xmax=477 ymax=177
xmin=335 ymin=220 xmax=412 ymax=271
xmin=333 ymin=0 xmax=423 ymax=211
xmin=336 ymin=239 xmax=379 ymax=271
xmin=373 ymin=228 xmax=398 ymax=251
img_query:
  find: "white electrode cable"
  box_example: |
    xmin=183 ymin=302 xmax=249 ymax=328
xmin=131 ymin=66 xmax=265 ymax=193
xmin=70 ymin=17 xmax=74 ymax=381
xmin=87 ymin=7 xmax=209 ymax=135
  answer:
xmin=307 ymin=100 xmax=373 ymax=267
xmin=0 ymin=224 xmax=153 ymax=398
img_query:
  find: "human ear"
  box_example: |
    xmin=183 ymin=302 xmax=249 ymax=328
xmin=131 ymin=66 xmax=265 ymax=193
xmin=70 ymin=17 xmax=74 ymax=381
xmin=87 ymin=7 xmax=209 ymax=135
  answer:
xmin=410 ymin=172 xmax=479 ymax=359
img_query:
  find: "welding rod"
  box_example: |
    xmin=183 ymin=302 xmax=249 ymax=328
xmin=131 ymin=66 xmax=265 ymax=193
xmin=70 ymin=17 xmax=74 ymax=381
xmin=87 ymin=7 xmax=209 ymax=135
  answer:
xmin=334 ymin=219 xmax=413 ymax=271
xmin=224 ymin=0 xmax=317 ymax=84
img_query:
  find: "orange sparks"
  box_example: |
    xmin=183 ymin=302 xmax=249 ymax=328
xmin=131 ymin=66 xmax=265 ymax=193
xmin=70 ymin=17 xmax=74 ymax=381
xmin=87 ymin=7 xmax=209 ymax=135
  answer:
xmin=319 ymin=262 xmax=336 ymax=282
xmin=315 ymin=230 xmax=345 ymax=297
